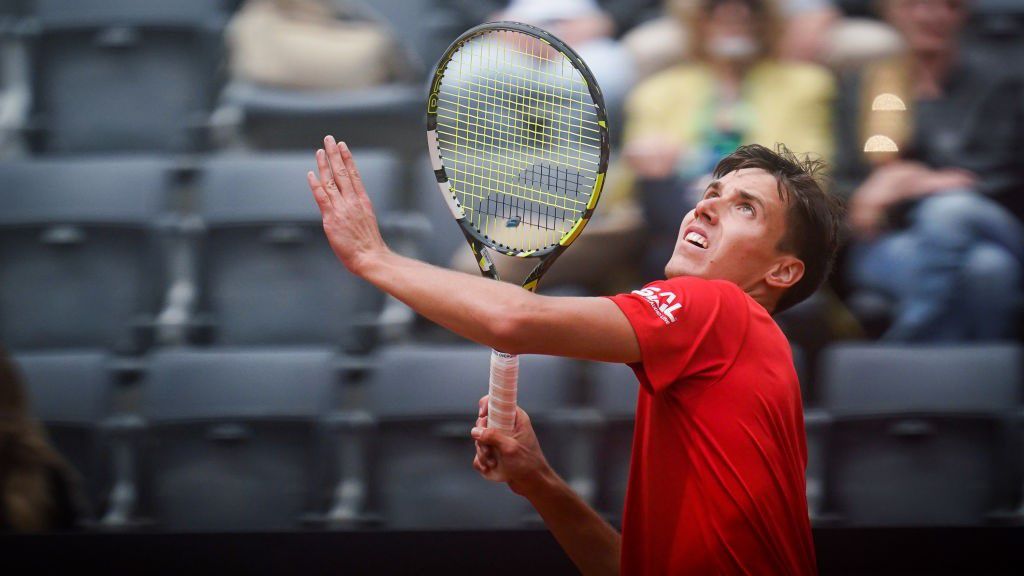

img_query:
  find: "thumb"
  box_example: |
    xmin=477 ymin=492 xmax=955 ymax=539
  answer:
xmin=471 ymin=426 xmax=516 ymax=455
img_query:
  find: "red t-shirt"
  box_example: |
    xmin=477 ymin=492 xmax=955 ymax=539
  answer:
xmin=607 ymin=276 xmax=816 ymax=575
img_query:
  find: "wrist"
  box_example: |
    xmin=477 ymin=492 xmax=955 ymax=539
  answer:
xmin=515 ymin=464 xmax=563 ymax=502
xmin=351 ymin=246 xmax=394 ymax=279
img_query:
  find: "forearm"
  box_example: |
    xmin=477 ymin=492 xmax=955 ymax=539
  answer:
xmin=357 ymin=250 xmax=640 ymax=362
xmin=358 ymin=249 xmax=535 ymax=351
xmin=523 ymin=468 xmax=621 ymax=576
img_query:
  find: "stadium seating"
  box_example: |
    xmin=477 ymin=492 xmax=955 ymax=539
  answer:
xmin=23 ymin=0 xmax=225 ymax=153
xmin=194 ymin=151 xmax=400 ymax=349
xmin=29 ymin=0 xmax=225 ymax=26
xmin=588 ymin=360 xmax=636 ymax=523
xmin=364 ymin=344 xmax=580 ymax=528
xmin=0 ymin=157 xmax=170 ymax=351
xmin=817 ymin=344 xmax=1023 ymax=526
xmin=13 ymin=350 xmax=114 ymax=520
xmin=137 ymin=347 xmax=339 ymax=531
xmin=347 ymin=0 xmax=463 ymax=77
xmin=216 ymin=82 xmax=422 ymax=157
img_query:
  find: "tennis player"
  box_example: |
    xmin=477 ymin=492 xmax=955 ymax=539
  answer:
xmin=308 ymin=135 xmax=841 ymax=575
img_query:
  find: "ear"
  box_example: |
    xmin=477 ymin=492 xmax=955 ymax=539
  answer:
xmin=765 ymin=256 xmax=804 ymax=290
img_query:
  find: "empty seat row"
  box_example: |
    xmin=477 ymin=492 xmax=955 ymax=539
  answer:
xmin=0 ymin=151 xmax=424 ymax=353
xmin=13 ymin=344 xmax=594 ymax=530
xmin=808 ymin=344 xmax=1023 ymax=527
xmin=0 ymin=0 xmax=460 ymax=156
xmin=18 ymin=343 xmax=1023 ymax=530
xmin=0 ymin=0 xmax=229 ymax=154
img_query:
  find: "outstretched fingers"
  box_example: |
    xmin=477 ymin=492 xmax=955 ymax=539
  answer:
xmin=324 ymin=135 xmax=355 ymax=198
xmin=338 ymin=140 xmax=372 ymax=206
xmin=315 ymin=148 xmax=342 ymax=206
xmin=307 ymin=170 xmax=331 ymax=211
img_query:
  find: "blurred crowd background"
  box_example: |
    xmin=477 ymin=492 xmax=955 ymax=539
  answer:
xmin=1 ymin=0 xmax=1023 ymax=540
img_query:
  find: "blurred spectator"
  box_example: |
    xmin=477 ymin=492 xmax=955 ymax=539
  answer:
xmin=622 ymin=0 xmax=902 ymax=79
xmin=493 ymin=0 xmax=637 ymax=121
xmin=227 ymin=0 xmax=410 ymax=89
xmin=836 ymin=0 xmax=1024 ymax=341
xmin=0 ymin=348 xmax=84 ymax=532
xmin=778 ymin=0 xmax=903 ymax=68
xmin=617 ymin=0 xmax=835 ymax=278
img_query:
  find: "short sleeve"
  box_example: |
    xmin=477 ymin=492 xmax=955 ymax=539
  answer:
xmin=606 ymin=277 xmax=749 ymax=394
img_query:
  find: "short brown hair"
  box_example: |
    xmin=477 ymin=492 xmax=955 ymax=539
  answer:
xmin=712 ymin=144 xmax=843 ymax=314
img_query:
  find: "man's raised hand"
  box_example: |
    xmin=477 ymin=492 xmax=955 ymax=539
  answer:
xmin=307 ymin=135 xmax=389 ymax=276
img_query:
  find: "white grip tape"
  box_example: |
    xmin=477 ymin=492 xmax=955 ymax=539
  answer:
xmin=487 ymin=350 xmax=519 ymax=432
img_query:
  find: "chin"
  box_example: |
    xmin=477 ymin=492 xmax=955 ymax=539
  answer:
xmin=664 ymin=256 xmax=694 ymax=280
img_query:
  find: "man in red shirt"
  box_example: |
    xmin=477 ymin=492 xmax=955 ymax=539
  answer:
xmin=308 ymin=136 xmax=841 ymax=574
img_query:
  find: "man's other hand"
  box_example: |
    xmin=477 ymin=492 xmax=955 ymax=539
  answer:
xmin=849 ymin=161 xmax=977 ymax=238
xmin=472 ymin=395 xmax=555 ymax=498
xmin=307 ymin=135 xmax=389 ymax=276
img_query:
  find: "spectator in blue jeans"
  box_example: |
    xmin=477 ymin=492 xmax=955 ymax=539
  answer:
xmin=834 ymin=0 xmax=1024 ymax=341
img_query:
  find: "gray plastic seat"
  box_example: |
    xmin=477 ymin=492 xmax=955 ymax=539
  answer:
xmin=30 ymin=0 xmax=224 ymax=26
xmin=589 ymin=361 xmax=636 ymax=522
xmin=220 ymin=82 xmax=422 ymax=154
xmin=818 ymin=344 xmax=1022 ymax=526
xmin=196 ymin=151 xmax=400 ymax=349
xmin=366 ymin=344 xmax=576 ymax=528
xmin=14 ymin=350 xmax=113 ymax=517
xmin=26 ymin=2 xmax=224 ymax=153
xmin=139 ymin=347 xmax=338 ymax=531
xmin=0 ymin=157 xmax=169 ymax=351
xmin=348 ymin=0 xmax=467 ymax=76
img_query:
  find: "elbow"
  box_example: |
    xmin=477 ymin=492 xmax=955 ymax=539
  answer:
xmin=485 ymin=297 xmax=541 ymax=355
xmin=487 ymin=311 xmax=532 ymax=355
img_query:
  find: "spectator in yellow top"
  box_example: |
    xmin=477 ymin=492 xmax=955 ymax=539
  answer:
xmin=618 ymin=0 xmax=836 ymax=279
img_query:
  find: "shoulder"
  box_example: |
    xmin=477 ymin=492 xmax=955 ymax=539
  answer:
xmin=663 ymin=275 xmax=746 ymax=298
xmin=657 ymin=276 xmax=754 ymax=320
xmin=961 ymin=52 xmax=1024 ymax=93
xmin=752 ymin=60 xmax=836 ymax=97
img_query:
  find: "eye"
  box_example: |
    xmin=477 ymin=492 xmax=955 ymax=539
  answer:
xmin=704 ymin=190 xmax=720 ymax=200
xmin=738 ymin=203 xmax=755 ymax=216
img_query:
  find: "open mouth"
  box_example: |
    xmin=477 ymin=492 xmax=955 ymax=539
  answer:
xmin=684 ymin=231 xmax=709 ymax=249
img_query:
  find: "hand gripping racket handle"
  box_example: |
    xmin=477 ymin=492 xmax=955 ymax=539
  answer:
xmin=487 ymin=350 xmax=519 ymax=432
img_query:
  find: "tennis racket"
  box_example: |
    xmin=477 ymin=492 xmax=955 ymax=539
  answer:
xmin=425 ymin=22 xmax=610 ymax=432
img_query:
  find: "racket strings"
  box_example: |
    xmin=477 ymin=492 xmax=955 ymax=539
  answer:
xmin=434 ymin=28 xmax=603 ymax=252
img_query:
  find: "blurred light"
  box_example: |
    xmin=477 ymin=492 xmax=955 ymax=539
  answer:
xmin=871 ymin=93 xmax=906 ymax=111
xmin=864 ymin=135 xmax=899 ymax=153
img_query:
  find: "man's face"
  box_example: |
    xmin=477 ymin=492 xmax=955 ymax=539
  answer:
xmin=665 ymin=168 xmax=791 ymax=290
xmin=885 ymin=0 xmax=967 ymax=55
xmin=704 ymin=0 xmax=760 ymax=62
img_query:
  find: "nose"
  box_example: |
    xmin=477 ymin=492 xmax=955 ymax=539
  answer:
xmin=693 ymin=196 xmax=719 ymax=225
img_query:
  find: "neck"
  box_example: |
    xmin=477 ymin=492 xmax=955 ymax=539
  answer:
xmin=711 ymin=60 xmax=748 ymax=98
xmin=742 ymin=279 xmax=778 ymax=313
xmin=912 ymin=45 xmax=957 ymax=98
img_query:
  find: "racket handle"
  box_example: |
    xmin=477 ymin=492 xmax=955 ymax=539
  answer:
xmin=487 ymin=350 xmax=519 ymax=432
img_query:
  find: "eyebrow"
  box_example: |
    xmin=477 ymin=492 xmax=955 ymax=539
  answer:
xmin=704 ymin=181 xmax=767 ymax=214
xmin=737 ymin=189 xmax=766 ymax=214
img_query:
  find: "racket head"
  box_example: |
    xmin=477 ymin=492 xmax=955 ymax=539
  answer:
xmin=425 ymin=21 xmax=610 ymax=261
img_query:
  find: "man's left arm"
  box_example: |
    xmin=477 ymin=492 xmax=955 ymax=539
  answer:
xmin=307 ymin=136 xmax=641 ymax=364
xmin=472 ymin=397 xmax=621 ymax=576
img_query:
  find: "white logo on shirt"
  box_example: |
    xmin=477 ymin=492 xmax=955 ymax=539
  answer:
xmin=631 ymin=286 xmax=682 ymax=324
